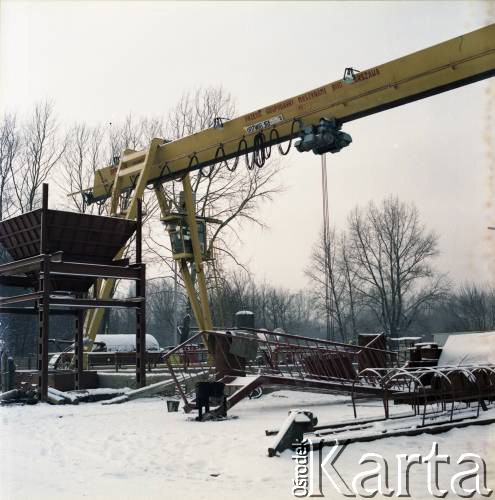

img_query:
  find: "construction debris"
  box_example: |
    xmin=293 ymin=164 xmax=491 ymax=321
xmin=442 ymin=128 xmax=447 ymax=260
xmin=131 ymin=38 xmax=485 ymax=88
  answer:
xmin=267 ymin=363 xmax=495 ymax=456
xmin=269 ymin=407 xmax=495 ymax=453
xmin=102 ymin=371 xmax=208 ymax=405
xmin=162 ymin=329 xmax=398 ymax=419
xmin=47 ymin=387 xmax=79 ymax=405
xmin=66 ymin=389 xmax=128 ymax=403
xmin=268 ymin=410 xmax=317 ymax=457
xmin=0 ymin=384 xmax=38 ymax=405
xmin=0 ymin=389 xmax=20 ymax=402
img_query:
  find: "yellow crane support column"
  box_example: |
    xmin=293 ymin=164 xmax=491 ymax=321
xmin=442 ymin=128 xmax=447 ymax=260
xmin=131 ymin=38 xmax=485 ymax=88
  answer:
xmin=153 ymin=182 xmax=211 ymax=333
xmin=181 ymin=174 xmax=213 ymax=331
xmin=83 ymin=138 xmax=163 ymax=357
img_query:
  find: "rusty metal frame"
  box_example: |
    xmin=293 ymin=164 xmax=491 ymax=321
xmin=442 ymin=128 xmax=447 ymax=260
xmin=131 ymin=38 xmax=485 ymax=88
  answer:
xmin=0 ymin=184 xmax=147 ymax=399
xmin=351 ymin=364 xmax=495 ymax=424
xmin=162 ymin=328 xmax=495 ymax=419
xmin=161 ymin=328 xmax=401 ymax=413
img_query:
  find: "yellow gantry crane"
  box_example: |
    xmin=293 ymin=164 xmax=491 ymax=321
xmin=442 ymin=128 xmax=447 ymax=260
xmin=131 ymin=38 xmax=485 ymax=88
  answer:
xmin=83 ymin=23 xmax=495 ymax=348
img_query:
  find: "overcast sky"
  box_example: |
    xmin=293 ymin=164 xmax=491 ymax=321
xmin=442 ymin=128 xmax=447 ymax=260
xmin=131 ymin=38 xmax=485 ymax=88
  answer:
xmin=1 ymin=1 xmax=494 ymax=290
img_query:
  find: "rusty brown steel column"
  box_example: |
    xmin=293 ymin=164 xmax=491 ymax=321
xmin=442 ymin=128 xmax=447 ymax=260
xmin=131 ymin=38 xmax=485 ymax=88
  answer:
xmin=136 ymin=198 xmax=142 ymax=265
xmin=135 ymin=199 xmax=146 ymax=388
xmin=38 ymin=184 xmax=50 ymax=401
xmin=74 ymin=308 xmax=84 ymax=390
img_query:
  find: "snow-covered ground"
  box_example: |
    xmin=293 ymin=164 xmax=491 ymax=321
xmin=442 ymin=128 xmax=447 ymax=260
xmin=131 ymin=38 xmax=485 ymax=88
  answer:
xmin=1 ymin=391 xmax=494 ymax=499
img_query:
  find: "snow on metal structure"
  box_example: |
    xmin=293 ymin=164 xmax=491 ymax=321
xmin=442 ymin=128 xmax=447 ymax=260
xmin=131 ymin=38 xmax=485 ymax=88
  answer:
xmin=0 ymin=185 xmax=147 ymax=398
xmin=160 ymin=326 xmax=495 ymax=424
xmin=267 ymin=363 xmax=495 ymax=454
xmin=162 ymin=328 xmax=400 ymax=416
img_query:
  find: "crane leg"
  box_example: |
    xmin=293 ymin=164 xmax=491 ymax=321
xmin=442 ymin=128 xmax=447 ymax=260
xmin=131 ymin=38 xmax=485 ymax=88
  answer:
xmin=181 ymin=174 xmax=213 ymax=331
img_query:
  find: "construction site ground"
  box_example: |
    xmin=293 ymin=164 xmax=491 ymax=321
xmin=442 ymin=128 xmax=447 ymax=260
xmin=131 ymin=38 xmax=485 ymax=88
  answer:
xmin=1 ymin=390 xmax=495 ymax=500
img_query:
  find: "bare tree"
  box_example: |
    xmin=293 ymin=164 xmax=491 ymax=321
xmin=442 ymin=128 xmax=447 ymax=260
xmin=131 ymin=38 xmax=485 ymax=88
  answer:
xmin=167 ymin=87 xmax=234 ymax=139
xmin=145 ymin=87 xmax=283 ymax=281
xmin=348 ymin=196 xmax=446 ymax=337
xmin=60 ymin=123 xmax=105 ymax=214
xmin=12 ymin=101 xmax=65 ymax=212
xmin=108 ymin=114 xmax=164 ymax=159
xmin=0 ymin=114 xmax=34 ymax=358
xmin=306 ymin=229 xmax=361 ymax=342
xmin=442 ymin=283 xmax=495 ymax=332
xmin=213 ymin=269 xmax=322 ymax=334
xmin=146 ymin=277 xmax=187 ymax=346
xmin=0 ymin=113 xmax=19 ymax=221
xmin=339 ymin=233 xmax=360 ymax=337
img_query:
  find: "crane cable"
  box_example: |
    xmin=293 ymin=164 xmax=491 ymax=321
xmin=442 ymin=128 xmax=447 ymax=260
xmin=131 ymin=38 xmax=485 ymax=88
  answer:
xmin=321 ymin=153 xmax=333 ymax=341
xmin=195 ymin=119 xmax=301 ymax=178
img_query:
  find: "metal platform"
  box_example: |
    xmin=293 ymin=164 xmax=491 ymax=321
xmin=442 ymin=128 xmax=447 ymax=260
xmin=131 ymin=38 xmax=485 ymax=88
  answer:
xmin=0 ymin=208 xmax=136 ymax=263
xmin=0 ymin=207 xmax=137 ymax=292
xmin=0 ymin=184 xmax=146 ymax=400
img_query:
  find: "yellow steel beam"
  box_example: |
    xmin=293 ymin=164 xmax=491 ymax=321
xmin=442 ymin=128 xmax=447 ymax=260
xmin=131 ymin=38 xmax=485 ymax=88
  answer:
xmin=89 ymin=23 xmax=495 ymax=201
xmin=181 ymin=174 xmax=213 ymax=331
xmin=153 ymin=183 xmax=172 ymax=218
xmin=83 ymin=138 xmax=163 ymax=348
xmin=153 ymin=181 xmax=212 ymax=331
xmin=179 ymin=259 xmax=207 ymax=333
xmin=109 ymin=148 xmax=136 ymax=215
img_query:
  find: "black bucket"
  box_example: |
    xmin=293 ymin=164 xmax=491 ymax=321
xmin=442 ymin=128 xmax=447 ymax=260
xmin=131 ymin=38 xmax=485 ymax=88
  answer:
xmin=167 ymin=399 xmax=180 ymax=412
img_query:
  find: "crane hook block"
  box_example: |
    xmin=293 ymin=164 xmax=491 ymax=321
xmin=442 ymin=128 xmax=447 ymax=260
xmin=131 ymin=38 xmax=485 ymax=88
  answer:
xmin=295 ymin=118 xmax=352 ymax=155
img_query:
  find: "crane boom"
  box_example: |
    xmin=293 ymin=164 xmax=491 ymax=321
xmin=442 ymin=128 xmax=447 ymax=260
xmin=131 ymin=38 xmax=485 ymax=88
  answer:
xmin=82 ymin=23 xmax=495 ymax=353
xmin=88 ymin=23 xmax=495 ymax=204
